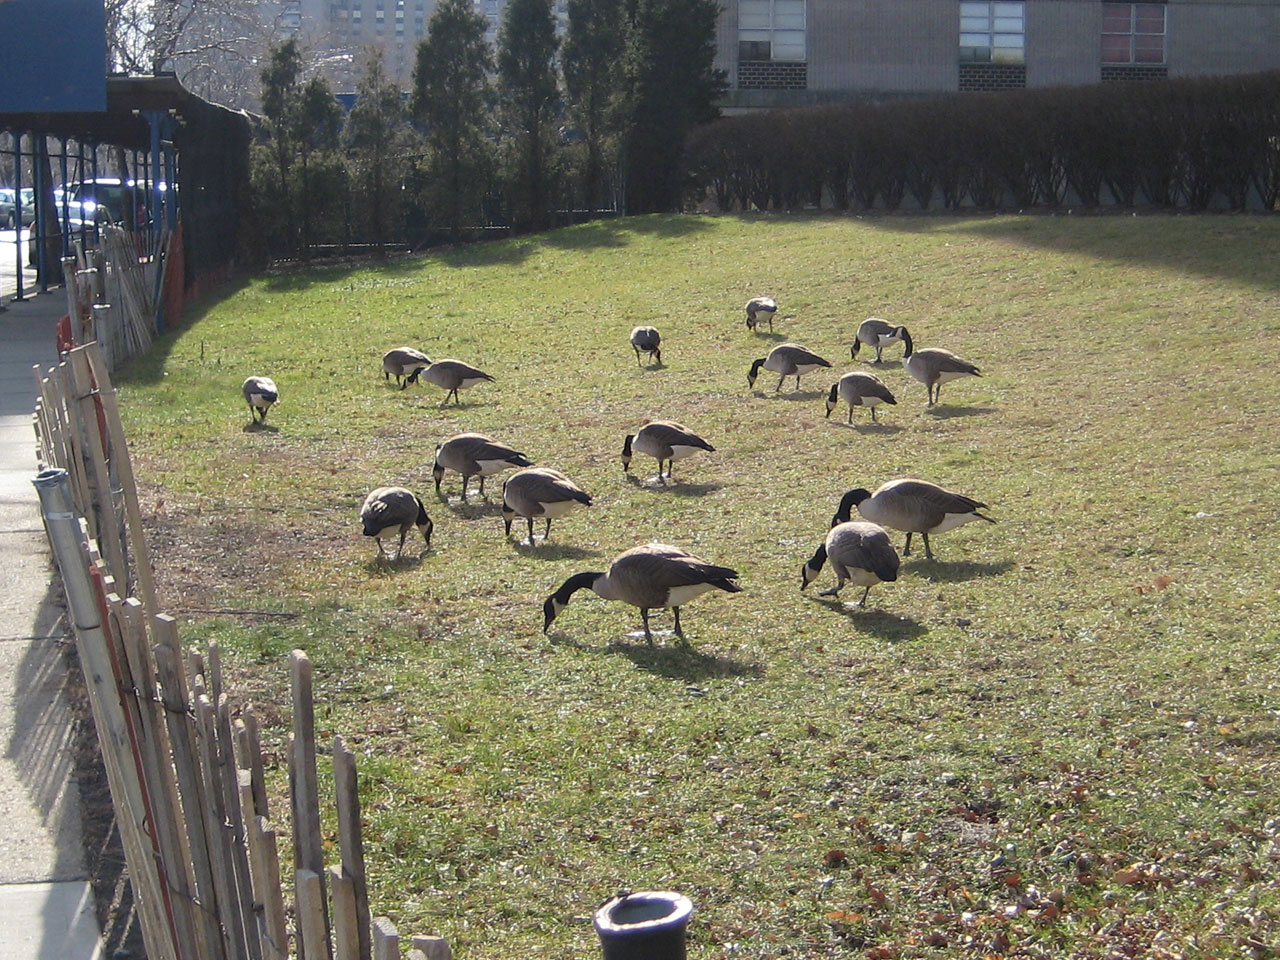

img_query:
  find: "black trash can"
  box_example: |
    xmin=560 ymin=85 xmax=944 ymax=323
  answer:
xmin=593 ymin=891 xmax=693 ymax=960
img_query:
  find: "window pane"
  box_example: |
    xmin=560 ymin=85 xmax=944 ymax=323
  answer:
xmin=740 ymin=28 xmax=770 ymax=40
xmin=992 ymin=45 xmax=1024 ymax=63
xmin=1135 ymin=10 xmax=1165 ymax=33
xmin=993 ymin=16 xmax=1022 ymax=31
xmin=960 ymin=15 xmax=989 ymax=30
xmin=1101 ymin=5 xmax=1132 ymax=32
xmin=960 ymin=32 xmax=991 ymax=47
xmin=1134 ymin=35 xmax=1164 ymax=61
xmin=739 ymin=12 xmax=770 ymax=28
xmin=775 ymin=11 xmax=805 ymax=28
xmin=739 ymin=39 xmax=770 ymax=59
xmin=959 ymin=45 xmax=992 ymax=62
xmin=959 ymin=3 xmax=991 ymax=18
xmin=993 ymin=33 xmax=1022 ymax=46
xmin=775 ymin=0 xmax=805 ymax=16
xmin=993 ymin=2 xmax=1023 ymax=16
xmin=773 ymin=39 xmax=806 ymax=60
xmin=1101 ymin=34 xmax=1131 ymax=62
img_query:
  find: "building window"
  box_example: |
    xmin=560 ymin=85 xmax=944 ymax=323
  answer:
xmin=1102 ymin=3 xmax=1166 ymax=64
xmin=738 ymin=0 xmax=806 ymax=62
xmin=959 ymin=1 xmax=1025 ymax=64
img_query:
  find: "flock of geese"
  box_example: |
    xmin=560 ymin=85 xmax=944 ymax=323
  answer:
xmin=240 ymin=301 xmax=995 ymax=644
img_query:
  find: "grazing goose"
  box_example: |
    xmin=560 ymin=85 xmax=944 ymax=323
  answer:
xmin=900 ymin=329 xmax=981 ymax=406
xmin=405 ymin=356 xmax=496 ymax=405
xmin=747 ymin=343 xmax=833 ymax=393
xmin=630 ymin=326 xmax=662 ymax=366
xmin=825 ymin=371 xmax=898 ymax=423
xmin=360 ymin=487 xmax=433 ymax=560
xmin=543 ymin=542 xmax=742 ymax=643
xmin=833 ymin=479 xmax=996 ymax=560
xmin=621 ymin=420 xmax=715 ymax=481
xmin=242 ymin=376 xmax=278 ymax=422
xmin=433 ymin=433 xmax=532 ymax=500
xmin=851 ymin=318 xmax=909 ymax=364
xmin=745 ymin=296 xmax=778 ymax=332
xmin=382 ymin=347 xmax=431 ymax=388
xmin=801 ymin=521 xmax=900 ymax=606
xmin=502 ymin=467 xmax=593 ymax=543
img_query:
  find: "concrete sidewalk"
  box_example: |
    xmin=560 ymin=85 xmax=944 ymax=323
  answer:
xmin=0 ymin=292 xmax=104 ymax=960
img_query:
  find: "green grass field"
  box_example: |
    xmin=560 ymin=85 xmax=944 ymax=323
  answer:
xmin=118 ymin=212 xmax=1280 ymax=958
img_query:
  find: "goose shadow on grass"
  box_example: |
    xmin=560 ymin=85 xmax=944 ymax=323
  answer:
xmin=361 ymin=552 xmax=429 ymax=576
xmin=754 ymin=388 xmax=828 ymax=402
xmin=750 ymin=330 xmax=790 ymax=343
xmin=243 ymin=421 xmax=280 ymax=434
xmin=437 ymin=497 xmax=504 ymax=520
xmin=860 ymin=359 xmax=904 ymax=371
xmin=902 ymin=558 xmax=1014 ymax=582
xmin=510 ymin=540 xmax=603 ymax=561
xmin=625 ymin=475 xmax=723 ymax=498
xmin=828 ymin=420 xmax=906 ymax=436
xmin=922 ymin=404 xmax=997 ymax=419
xmin=546 ymin=630 xmax=765 ymax=682
xmin=808 ymin=598 xmax=928 ymax=641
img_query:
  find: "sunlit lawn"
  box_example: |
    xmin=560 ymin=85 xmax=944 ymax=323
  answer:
xmin=118 ymin=211 xmax=1280 ymax=958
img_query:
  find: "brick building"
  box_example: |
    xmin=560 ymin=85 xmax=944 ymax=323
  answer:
xmin=716 ymin=0 xmax=1280 ymax=111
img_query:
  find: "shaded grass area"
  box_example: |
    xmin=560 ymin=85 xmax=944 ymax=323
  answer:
xmin=119 ymin=212 xmax=1280 ymax=958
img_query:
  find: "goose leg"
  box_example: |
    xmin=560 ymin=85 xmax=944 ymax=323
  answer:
xmin=794 ymin=375 xmax=801 ymax=392
xmin=544 ymin=518 xmax=552 ymax=540
xmin=903 ymin=532 xmax=913 ymax=556
xmin=634 ymin=347 xmax=642 ymax=365
xmin=859 ymin=585 xmax=872 ymax=607
xmin=395 ymin=528 xmax=407 ymax=561
xmin=640 ymin=608 xmax=654 ymax=644
xmin=922 ymin=532 xmax=934 ymax=561
xmin=375 ymin=537 xmax=387 ymax=559
xmin=478 ymin=475 xmax=488 ymax=498
xmin=870 ymin=406 xmax=878 ymax=423
xmin=847 ymin=407 xmax=853 ymax=425
xmin=673 ymin=606 xmax=684 ymax=639
xmin=527 ymin=517 xmax=535 ymax=544
xmin=459 ymin=476 xmax=470 ymax=501
xmin=775 ymin=373 xmax=785 ymax=392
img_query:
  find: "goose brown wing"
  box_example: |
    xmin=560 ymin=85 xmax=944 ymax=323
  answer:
xmin=829 ymin=523 xmax=899 ymax=582
xmin=612 ymin=545 xmax=741 ymax=602
xmin=434 ymin=358 xmax=496 ymax=382
xmin=885 ymin=479 xmax=988 ymax=516
xmin=924 ymin=349 xmax=980 ymax=376
xmin=644 ymin=420 xmax=714 ymax=452
xmin=775 ymin=344 xmax=831 ymax=368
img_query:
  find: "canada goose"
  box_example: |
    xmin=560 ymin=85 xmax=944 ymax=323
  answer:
xmin=801 ymin=521 xmax=900 ymax=606
xmin=543 ymin=542 xmax=742 ymax=643
xmin=900 ymin=329 xmax=981 ymax=406
xmin=630 ymin=326 xmax=662 ymax=366
xmin=242 ymin=376 xmax=278 ymax=422
xmin=825 ymin=371 xmax=897 ymax=423
xmin=382 ymin=347 xmax=430 ymax=388
xmin=747 ymin=343 xmax=832 ymax=392
xmin=833 ymin=479 xmax=996 ymax=560
xmin=851 ymin=318 xmax=909 ymax=364
xmin=621 ymin=420 xmax=715 ymax=481
xmin=360 ymin=486 xmax=433 ymax=560
xmin=405 ymin=356 xmax=496 ymax=405
xmin=433 ymin=433 xmax=533 ymax=500
xmin=502 ymin=467 xmax=593 ymax=543
xmin=745 ymin=296 xmax=778 ymax=332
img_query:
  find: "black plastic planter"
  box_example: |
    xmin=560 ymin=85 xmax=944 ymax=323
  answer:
xmin=593 ymin=891 xmax=694 ymax=960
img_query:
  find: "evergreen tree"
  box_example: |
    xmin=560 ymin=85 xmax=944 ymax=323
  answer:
xmin=622 ymin=0 xmax=726 ymax=214
xmin=347 ymin=52 xmax=411 ymax=256
xmin=563 ymin=0 xmax=626 ymax=212
xmin=255 ymin=39 xmax=343 ymax=258
xmin=411 ymin=0 xmax=493 ymax=241
xmin=497 ymin=0 xmax=561 ymax=233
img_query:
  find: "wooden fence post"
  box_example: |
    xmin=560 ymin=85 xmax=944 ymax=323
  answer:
xmin=334 ymin=736 xmax=372 ymax=960
xmin=290 ymin=651 xmax=332 ymax=960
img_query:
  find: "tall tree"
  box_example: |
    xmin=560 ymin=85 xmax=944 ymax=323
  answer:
xmin=497 ymin=0 xmax=561 ymax=233
xmin=411 ymin=0 xmax=494 ymax=241
xmin=347 ymin=52 xmax=411 ymax=257
xmin=258 ymin=39 xmax=305 ymax=253
xmin=622 ymin=0 xmax=726 ymax=214
xmin=563 ymin=0 xmax=626 ymax=212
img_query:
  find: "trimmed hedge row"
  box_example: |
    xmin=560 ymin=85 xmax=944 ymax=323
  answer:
xmin=686 ymin=71 xmax=1280 ymax=212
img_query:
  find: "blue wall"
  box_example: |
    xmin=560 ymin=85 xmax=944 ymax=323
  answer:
xmin=0 ymin=0 xmax=107 ymax=112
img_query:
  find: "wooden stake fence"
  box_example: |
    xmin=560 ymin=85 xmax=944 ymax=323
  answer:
xmin=32 ymin=340 xmax=452 ymax=960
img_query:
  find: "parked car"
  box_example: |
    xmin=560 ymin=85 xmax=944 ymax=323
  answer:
xmin=54 ymin=178 xmax=149 ymax=231
xmin=0 ymin=187 xmax=35 ymax=228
